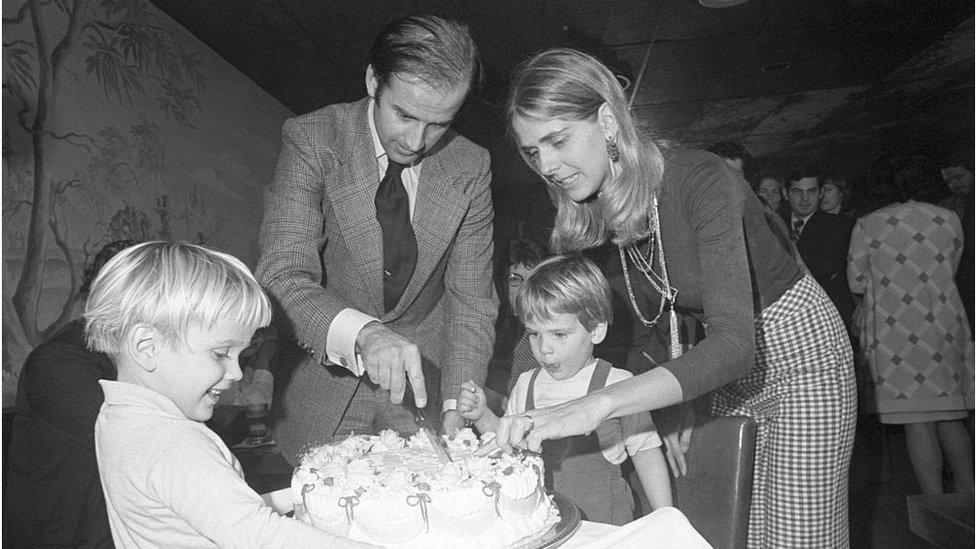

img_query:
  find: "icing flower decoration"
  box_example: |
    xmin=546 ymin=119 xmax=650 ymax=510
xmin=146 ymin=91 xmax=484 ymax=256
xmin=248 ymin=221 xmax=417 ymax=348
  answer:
xmin=374 ymin=429 xmax=406 ymax=452
xmin=438 ymin=462 xmax=465 ymax=486
xmin=407 ymin=432 xmax=431 ymax=449
xmin=446 ymin=428 xmax=479 ymax=453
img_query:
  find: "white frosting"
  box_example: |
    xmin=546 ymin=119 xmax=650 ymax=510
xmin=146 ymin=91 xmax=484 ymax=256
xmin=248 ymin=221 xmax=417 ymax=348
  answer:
xmin=372 ymin=428 xmax=406 ymax=452
xmin=292 ymin=429 xmax=559 ymax=548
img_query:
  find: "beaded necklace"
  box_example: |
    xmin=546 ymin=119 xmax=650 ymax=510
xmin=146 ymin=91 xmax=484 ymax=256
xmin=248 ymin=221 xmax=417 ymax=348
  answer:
xmin=618 ymin=197 xmax=682 ymax=359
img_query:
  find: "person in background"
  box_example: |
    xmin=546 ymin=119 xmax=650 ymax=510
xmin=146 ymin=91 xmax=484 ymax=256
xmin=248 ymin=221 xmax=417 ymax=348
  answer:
xmin=3 ymin=239 xmax=137 ymax=549
xmin=753 ymin=169 xmax=787 ymax=218
xmin=486 ymin=221 xmax=549 ymax=414
xmin=88 ymin=241 xmax=369 ymax=547
xmin=257 ymin=14 xmax=497 ymax=464
xmin=784 ymin=169 xmax=856 ymax=329
xmin=462 ymin=254 xmax=672 ymax=524
xmin=848 ymin=153 xmax=974 ymax=495
xmin=820 ymin=173 xmax=853 ymax=219
xmin=939 ymin=151 xmax=974 ymax=218
xmin=750 ymin=169 xmax=798 ymax=262
xmin=497 ymin=48 xmax=856 ymax=547
xmin=504 ymin=226 xmax=549 ymax=315
xmin=938 ymin=151 xmax=974 ymax=332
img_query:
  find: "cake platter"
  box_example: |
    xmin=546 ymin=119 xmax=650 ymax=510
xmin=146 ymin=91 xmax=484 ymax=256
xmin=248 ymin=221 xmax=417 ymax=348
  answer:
xmin=510 ymin=492 xmax=581 ymax=549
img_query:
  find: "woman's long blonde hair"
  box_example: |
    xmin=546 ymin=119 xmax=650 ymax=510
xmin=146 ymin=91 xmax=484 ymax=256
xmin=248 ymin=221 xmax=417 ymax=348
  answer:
xmin=506 ymin=47 xmax=666 ymax=252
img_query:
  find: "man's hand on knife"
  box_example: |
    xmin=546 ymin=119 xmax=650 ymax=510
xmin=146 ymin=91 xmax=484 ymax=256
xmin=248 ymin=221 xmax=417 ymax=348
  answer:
xmin=356 ymin=322 xmax=426 ymax=408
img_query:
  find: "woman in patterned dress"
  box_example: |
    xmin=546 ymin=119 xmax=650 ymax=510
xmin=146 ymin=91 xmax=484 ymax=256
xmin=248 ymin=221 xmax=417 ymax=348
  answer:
xmin=492 ymin=48 xmax=857 ymax=548
xmin=848 ymin=153 xmax=974 ymax=494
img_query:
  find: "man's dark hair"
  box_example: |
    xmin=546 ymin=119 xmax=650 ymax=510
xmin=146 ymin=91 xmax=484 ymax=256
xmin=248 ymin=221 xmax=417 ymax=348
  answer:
xmin=873 ymin=153 xmax=943 ymax=204
xmin=368 ymin=14 xmax=482 ymax=98
xmin=939 ymin=149 xmax=974 ymax=172
xmin=508 ymin=228 xmax=548 ymax=269
xmin=707 ymin=141 xmax=749 ymax=162
xmin=785 ymin=168 xmax=822 ymax=189
xmin=79 ymin=240 xmax=140 ymax=297
xmin=707 ymin=141 xmax=754 ymax=180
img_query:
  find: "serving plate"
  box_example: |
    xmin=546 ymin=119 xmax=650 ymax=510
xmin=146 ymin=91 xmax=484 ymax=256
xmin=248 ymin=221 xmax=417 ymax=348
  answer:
xmin=511 ymin=491 xmax=581 ymax=549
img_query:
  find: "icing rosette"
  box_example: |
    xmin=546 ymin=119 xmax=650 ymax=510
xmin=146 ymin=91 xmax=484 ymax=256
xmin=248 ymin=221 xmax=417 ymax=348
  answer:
xmin=435 ymin=462 xmax=465 ymax=487
xmin=407 ymin=432 xmax=431 ymax=449
xmin=341 ymin=458 xmax=375 ymax=491
xmin=292 ymin=467 xmax=321 ymax=492
xmin=445 ymin=428 xmax=480 ymax=453
xmin=461 ymin=453 xmax=494 ymax=481
xmin=378 ymin=466 xmax=413 ymax=491
xmin=316 ymin=461 xmax=346 ymax=485
xmin=336 ymin=434 xmax=370 ymax=456
xmin=497 ymin=462 xmax=538 ymax=500
xmin=371 ymin=429 xmax=406 ymax=452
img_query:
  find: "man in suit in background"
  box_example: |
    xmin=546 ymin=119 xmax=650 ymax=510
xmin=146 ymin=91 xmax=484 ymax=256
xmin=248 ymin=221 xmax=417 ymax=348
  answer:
xmin=784 ymin=169 xmax=855 ymax=329
xmin=257 ymin=14 xmax=497 ymax=465
xmin=4 ymin=239 xmax=138 ymax=549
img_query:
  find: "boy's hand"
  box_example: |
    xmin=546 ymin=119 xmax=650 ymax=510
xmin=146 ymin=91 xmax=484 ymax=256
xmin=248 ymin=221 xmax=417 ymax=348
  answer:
xmin=457 ymin=380 xmax=487 ymax=422
xmin=441 ymin=410 xmax=464 ymax=436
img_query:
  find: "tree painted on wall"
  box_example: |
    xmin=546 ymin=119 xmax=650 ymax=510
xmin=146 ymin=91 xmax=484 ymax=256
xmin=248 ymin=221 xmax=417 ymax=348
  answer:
xmin=2 ymin=0 xmax=204 ymax=351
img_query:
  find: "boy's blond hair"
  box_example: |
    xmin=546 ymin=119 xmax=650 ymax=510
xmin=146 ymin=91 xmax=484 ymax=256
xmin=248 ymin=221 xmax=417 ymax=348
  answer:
xmin=84 ymin=241 xmax=271 ymax=354
xmin=513 ymin=254 xmax=612 ymax=332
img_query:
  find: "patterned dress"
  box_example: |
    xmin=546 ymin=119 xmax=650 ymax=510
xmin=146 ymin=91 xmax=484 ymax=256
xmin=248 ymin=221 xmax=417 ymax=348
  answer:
xmin=848 ymin=200 xmax=974 ymax=423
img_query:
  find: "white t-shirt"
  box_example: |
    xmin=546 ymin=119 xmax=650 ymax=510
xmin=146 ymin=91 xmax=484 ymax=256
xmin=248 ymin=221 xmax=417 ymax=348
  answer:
xmin=95 ymin=380 xmax=362 ymax=548
xmin=506 ymin=360 xmax=662 ymax=465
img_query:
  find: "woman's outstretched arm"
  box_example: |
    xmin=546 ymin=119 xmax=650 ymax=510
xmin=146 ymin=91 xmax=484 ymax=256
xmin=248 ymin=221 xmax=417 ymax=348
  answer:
xmin=492 ymin=366 xmax=683 ymax=453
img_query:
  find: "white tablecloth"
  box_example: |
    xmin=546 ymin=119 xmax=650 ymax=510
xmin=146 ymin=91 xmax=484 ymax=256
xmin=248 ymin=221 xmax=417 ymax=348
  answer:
xmin=562 ymin=507 xmax=712 ymax=549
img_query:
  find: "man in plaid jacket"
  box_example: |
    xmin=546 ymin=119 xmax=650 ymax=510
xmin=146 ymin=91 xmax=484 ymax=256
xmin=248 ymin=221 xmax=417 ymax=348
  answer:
xmin=256 ymin=14 xmax=497 ymax=465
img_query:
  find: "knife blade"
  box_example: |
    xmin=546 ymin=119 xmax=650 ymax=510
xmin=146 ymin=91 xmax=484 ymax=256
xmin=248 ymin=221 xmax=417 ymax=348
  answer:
xmin=404 ymin=384 xmax=453 ymax=463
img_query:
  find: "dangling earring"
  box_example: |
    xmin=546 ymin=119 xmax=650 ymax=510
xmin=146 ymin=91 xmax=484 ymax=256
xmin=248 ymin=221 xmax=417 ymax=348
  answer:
xmin=605 ymin=135 xmax=620 ymax=163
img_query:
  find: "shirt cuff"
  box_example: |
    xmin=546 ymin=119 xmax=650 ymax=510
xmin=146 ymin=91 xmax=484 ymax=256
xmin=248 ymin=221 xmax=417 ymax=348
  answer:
xmin=325 ymin=308 xmax=378 ymax=376
xmin=442 ymin=399 xmax=458 ymax=413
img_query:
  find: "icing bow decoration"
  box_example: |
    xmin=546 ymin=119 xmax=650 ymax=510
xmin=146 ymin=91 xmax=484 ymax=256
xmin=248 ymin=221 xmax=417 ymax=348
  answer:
xmin=300 ymin=484 xmax=315 ymax=525
xmin=532 ymin=463 xmax=545 ymax=492
xmin=337 ymin=488 xmax=365 ymax=524
xmin=407 ymin=492 xmax=432 ymax=532
xmin=482 ymin=480 xmax=502 ymax=517
xmin=337 ymin=495 xmax=359 ymax=524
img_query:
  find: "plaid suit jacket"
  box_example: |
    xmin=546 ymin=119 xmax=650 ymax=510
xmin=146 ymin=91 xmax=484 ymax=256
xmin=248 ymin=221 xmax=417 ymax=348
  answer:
xmin=257 ymin=98 xmax=498 ymax=461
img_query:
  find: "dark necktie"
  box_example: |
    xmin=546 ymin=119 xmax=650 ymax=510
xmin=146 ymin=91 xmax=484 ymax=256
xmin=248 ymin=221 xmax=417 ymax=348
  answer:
xmin=792 ymin=217 xmax=805 ymax=241
xmin=375 ymin=160 xmax=417 ymax=312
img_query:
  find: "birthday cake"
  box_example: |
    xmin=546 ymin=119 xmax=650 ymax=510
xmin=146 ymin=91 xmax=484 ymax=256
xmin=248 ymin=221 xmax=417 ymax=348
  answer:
xmin=292 ymin=428 xmax=559 ymax=548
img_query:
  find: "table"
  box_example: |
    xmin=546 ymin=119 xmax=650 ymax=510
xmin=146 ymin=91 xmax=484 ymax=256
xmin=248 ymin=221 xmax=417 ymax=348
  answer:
xmin=566 ymin=508 xmax=711 ymax=549
xmin=906 ymin=494 xmax=974 ymax=549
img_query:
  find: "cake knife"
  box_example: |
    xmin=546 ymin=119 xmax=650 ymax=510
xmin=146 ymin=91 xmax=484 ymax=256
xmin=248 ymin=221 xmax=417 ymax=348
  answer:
xmin=404 ymin=385 xmax=453 ymax=463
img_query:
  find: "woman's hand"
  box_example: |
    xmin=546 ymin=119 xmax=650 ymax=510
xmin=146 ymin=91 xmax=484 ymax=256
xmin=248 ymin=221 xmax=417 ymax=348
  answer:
xmin=493 ymin=394 xmax=610 ymax=453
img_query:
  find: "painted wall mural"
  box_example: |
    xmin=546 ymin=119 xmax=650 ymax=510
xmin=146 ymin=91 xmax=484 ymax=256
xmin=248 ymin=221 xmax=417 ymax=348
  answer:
xmin=2 ymin=0 xmax=294 ymax=404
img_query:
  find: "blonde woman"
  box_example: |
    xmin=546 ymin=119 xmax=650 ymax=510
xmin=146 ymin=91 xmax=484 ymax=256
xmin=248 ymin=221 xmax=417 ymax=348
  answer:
xmin=495 ymin=48 xmax=857 ymax=548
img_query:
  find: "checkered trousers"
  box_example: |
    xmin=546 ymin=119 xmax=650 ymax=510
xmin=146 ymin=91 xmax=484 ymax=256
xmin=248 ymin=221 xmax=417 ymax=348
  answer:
xmin=712 ymin=274 xmax=857 ymax=548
